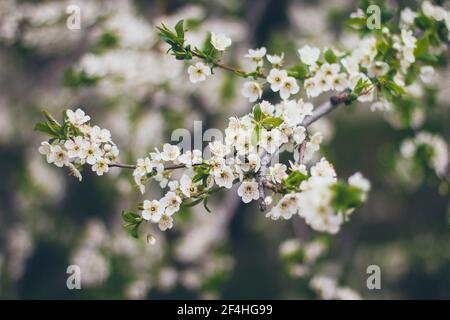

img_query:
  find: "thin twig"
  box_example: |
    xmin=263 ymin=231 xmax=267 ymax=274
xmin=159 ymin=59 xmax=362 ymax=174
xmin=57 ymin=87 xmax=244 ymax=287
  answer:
xmin=191 ymin=51 xmax=266 ymax=79
xmin=256 ymin=175 xmax=267 ymax=211
xmin=109 ymin=163 xmax=136 ymax=169
xmin=109 ymin=162 xmax=194 ymax=171
xmin=302 ymin=92 xmax=351 ymax=127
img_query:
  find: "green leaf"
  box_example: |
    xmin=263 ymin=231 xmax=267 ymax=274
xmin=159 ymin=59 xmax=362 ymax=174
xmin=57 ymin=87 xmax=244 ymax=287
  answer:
xmin=351 ymin=78 xmax=371 ymax=101
xmin=121 ymin=210 xmax=141 ymax=224
xmin=251 ymin=126 xmax=260 ymax=147
xmin=324 ymin=49 xmax=337 ymax=64
xmin=62 ymin=110 xmax=69 ymax=124
xmin=175 ymin=20 xmax=185 ymax=39
xmin=91 ymin=31 xmax=118 ymax=53
xmin=124 ymin=221 xmax=142 ymax=239
xmin=385 ymin=81 xmax=405 ymax=96
xmin=262 ymin=117 xmax=283 ymax=128
xmin=414 ymin=15 xmax=432 ymax=30
xmin=414 ymin=34 xmax=430 ymax=59
xmin=122 ymin=210 xmax=143 ymax=238
xmin=287 ymin=63 xmax=309 ymax=79
xmin=192 ymin=166 xmax=210 ymax=183
xmin=63 ymin=67 xmax=98 ymax=88
xmin=436 ymin=22 xmax=449 ymax=42
xmin=346 ymin=17 xmax=367 ymax=29
xmin=34 ymin=122 xmax=60 ymax=137
xmin=376 ymin=38 xmax=389 ymax=55
xmin=253 ymin=104 xmax=262 ymax=122
xmin=404 ymin=66 xmax=417 ymax=86
xmin=284 ymin=170 xmax=308 ymax=190
xmin=42 ymin=111 xmax=60 ymax=127
xmin=416 ymin=53 xmax=438 ymax=63
xmin=380 ymin=86 xmax=393 ymax=102
xmin=331 ymin=182 xmax=364 ymax=212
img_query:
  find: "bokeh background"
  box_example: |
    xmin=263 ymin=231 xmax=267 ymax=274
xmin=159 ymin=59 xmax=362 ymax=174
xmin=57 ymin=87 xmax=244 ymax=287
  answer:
xmin=0 ymin=0 xmax=449 ymax=299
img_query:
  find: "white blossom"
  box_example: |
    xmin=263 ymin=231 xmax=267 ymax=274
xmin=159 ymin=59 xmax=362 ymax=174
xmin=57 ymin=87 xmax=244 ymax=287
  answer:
xmin=158 ymin=214 xmax=174 ymax=231
xmin=244 ymin=47 xmax=266 ymax=67
xmin=422 ymin=1 xmax=447 ymax=21
xmin=160 ymin=143 xmax=180 ymax=162
xmin=67 ymin=108 xmax=90 ymax=127
xmin=160 ymin=191 xmax=182 ymax=216
xmin=419 ymin=66 xmax=435 ymax=83
xmin=279 ymin=77 xmax=299 ymax=100
xmin=187 ymin=62 xmax=211 ymax=83
xmin=85 ymin=143 xmax=103 ymax=165
xmin=267 ymin=53 xmax=284 ymax=66
xmin=348 ymin=172 xmax=371 ymax=193
xmin=298 ymin=45 xmax=320 ymax=65
xmin=92 ymin=158 xmax=110 ymax=176
xmin=400 ymin=8 xmax=418 ymax=26
xmin=50 ymin=145 xmax=68 ymax=167
xmin=368 ymin=61 xmax=389 ymax=77
xmin=214 ymin=166 xmax=235 ymax=189
xmin=142 ymin=200 xmax=163 ymax=222
xmin=269 ymin=163 xmax=288 ymax=184
xmin=241 ymin=81 xmax=262 ymax=102
xmin=237 ymin=180 xmax=259 ymax=203
xmin=260 ymin=129 xmax=282 ymax=154
xmin=38 ymin=141 xmax=54 ymax=163
xmin=210 ymin=32 xmax=232 ymax=51
xmin=304 ymin=78 xmax=321 ymax=98
xmin=259 ymin=100 xmax=275 ymax=115
xmin=267 ymin=69 xmax=288 ymax=92
xmin=180 ymin=174 xmax=197 ymax=197
xmin=65 ymin=136 xmax=88 ymax=159
xmin=178 ymin=150 xmax=202 ymax=167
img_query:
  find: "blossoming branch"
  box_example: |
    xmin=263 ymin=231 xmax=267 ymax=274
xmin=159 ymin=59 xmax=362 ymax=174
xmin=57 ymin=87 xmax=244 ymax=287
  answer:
xmin=35 ymin=2 xmax=450 ymax=242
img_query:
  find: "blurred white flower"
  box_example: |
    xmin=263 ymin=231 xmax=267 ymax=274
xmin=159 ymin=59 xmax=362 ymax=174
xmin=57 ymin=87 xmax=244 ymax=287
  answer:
xmin=210 ymin=32 xmax=232 ymax=51
xmin=298 ymin=45 xmax=320 ymax=65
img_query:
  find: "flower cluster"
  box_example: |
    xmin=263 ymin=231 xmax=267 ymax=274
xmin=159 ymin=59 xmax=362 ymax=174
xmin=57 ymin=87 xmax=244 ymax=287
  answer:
xmin=267 ymin=158 xmax=370 ymax=234
xmin=279 ymin=238 xmax=361 ymax=299
xmin=310 ymin=275 xmax=361 ymax=300
xmin=37 ymin=108 xmax=119 ymax=180
xmin=400 ymin=132 xmax=449 ymax=178
xmin=127 ymin=96 xmax=369 ymax=234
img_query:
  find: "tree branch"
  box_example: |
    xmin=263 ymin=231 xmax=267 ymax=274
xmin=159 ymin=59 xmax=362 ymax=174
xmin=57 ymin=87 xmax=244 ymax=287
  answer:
xmin=302 ymin=92 xmax=350 ymax=127
xmin=256 ymin=175 xmax=267 ymax=211
xmin=191 ymin=51 xmax=266 ymax=78
xmin=109 ymin=163 xmax=136 ymax=169
xmin=110 ymin=93 xmax=351 ymax=173
xmin=109 ymin=162 xmax=193 ymax=170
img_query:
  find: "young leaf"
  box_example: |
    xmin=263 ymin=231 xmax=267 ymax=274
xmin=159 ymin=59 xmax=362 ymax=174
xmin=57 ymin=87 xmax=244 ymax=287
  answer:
xmin=253 ymin=104 xmax=262 ymax=122
xmin=34 ymin=122 xmax=60 ymax=138
xmin=414 ymin=34 xmax=430 ymax=59
xmin=175 ymin=20 xmax=185 ymax=40
xmin=284 ymin=170 xmax=308 ymax=190
xmin=324 ymin=49 xmax=337 ymax=64
xmin=287 ymin=63 xmax=309 ymax=79
xmin=385 ymin=81 xmax=405 ymax=96
xmin=251 ymin=126 xmax=260 ymax=146
xmin=124 ymin=221 xmax=142 ymax=239
xmin=121 ymin=210 xmax=141 ymax=224
xmin=262 ymin=117 xmax=283 ymax=128
xmin=331 ymin=182 xmax=364 ymax=212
